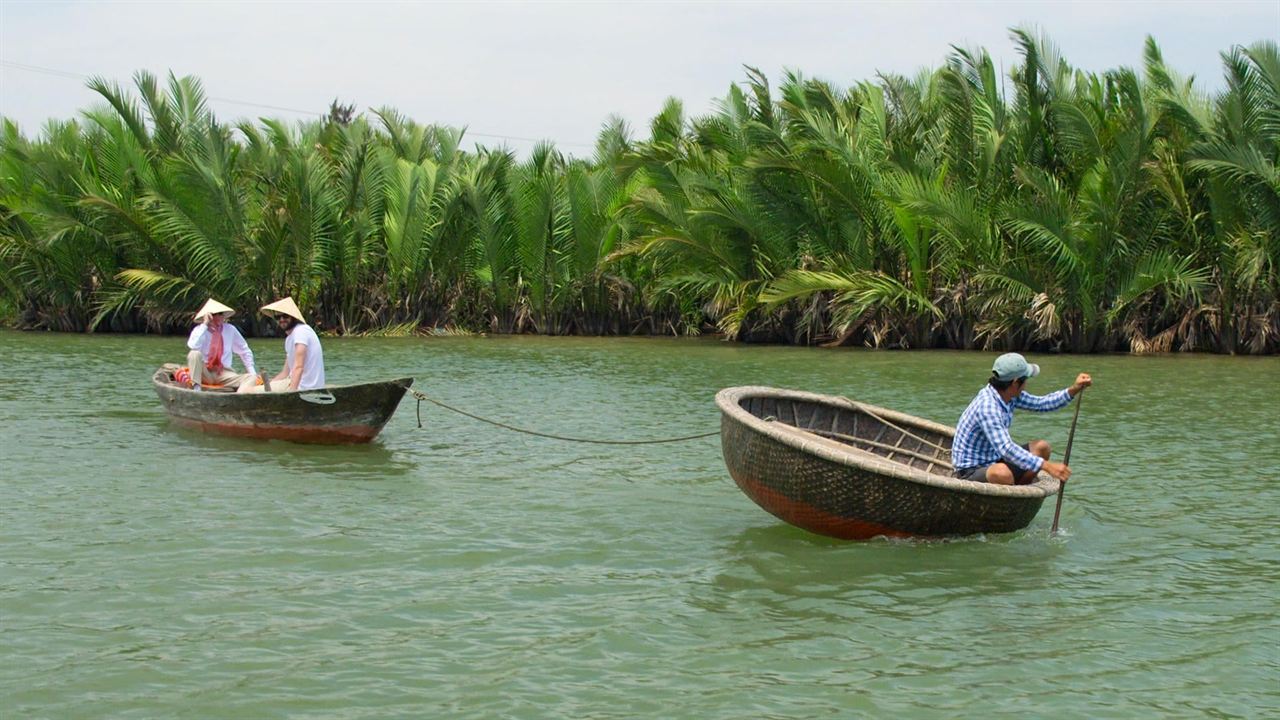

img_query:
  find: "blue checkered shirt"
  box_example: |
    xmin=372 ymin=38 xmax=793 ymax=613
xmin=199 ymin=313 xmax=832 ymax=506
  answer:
xmin=952 ymin=384 xmax=1072 ymax=472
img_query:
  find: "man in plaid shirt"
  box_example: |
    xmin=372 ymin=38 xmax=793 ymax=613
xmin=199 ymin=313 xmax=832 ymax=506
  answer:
xmin=952 ymin=353 xmax=1092 ymax=485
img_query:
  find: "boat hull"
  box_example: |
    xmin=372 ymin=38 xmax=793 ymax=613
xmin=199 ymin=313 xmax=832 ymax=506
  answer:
xmin=717 ymin=386 xmax=1058 ymax=540
xmin=153 ymin=371 xmax=413 ymax=444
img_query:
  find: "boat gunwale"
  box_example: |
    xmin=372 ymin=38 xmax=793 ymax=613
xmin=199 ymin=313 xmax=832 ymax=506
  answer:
xmin=716 ymin=385 xmax=1060 ymax=499
xmin=151 ymin=369 xmax=413 ymax=401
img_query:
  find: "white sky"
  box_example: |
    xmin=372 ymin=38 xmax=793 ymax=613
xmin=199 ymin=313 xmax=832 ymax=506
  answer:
xmin=2 ymin=1 xmax=1276 ymax=155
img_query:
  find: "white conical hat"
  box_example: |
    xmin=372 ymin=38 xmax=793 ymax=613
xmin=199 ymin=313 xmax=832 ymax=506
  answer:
xmin=194 ymin=298 xmax=235 ymax=322
xmin=261 ymin=296 xmax=306 ymax=323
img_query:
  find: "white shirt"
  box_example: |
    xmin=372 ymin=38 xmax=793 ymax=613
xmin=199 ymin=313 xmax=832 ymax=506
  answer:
xmin=284 ymin=323 xmax=326 ymax=390
xmin=187 ymin=322 xmax=256 ymax=375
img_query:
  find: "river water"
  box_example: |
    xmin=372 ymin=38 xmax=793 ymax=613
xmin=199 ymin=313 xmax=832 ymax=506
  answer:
xmin=1 ymin=331 xmax=1277 ymax=718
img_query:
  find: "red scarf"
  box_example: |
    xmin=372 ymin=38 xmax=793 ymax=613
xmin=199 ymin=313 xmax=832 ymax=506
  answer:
xmin=206 ymin=321 xmax=225 ymax=373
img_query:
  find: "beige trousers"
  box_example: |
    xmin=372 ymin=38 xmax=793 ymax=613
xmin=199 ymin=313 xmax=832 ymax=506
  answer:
xmin=186 ymin=350 xmax=252 ymax=389
xmin=237 ymin=378 xmax=292 ymax=394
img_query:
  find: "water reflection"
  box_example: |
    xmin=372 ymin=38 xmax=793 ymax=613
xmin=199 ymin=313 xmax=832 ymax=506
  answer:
xmin=701 ymin=522 xmax=1065 ymax=619
xmin=164 ymin=425 xmax=417 ymax=479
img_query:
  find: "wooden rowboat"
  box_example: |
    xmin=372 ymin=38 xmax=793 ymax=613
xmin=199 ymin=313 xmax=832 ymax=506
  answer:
xmin=152 ymin=367 xmax=413 ymax=444
xmin=717 ymin=386 xmax=1060 ymax=540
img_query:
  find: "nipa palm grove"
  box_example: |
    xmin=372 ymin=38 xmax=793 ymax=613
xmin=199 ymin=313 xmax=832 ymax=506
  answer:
xmin=2 ymin=31 xmax=1277 ymax=353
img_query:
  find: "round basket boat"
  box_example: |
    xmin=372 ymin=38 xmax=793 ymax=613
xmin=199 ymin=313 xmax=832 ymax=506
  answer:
xmin=717 ymin=386 xmax=1060 ymax=540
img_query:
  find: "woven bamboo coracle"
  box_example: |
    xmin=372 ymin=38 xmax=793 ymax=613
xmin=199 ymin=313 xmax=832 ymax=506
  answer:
xmin=716 ymin=386 xmax=1061 ymax=540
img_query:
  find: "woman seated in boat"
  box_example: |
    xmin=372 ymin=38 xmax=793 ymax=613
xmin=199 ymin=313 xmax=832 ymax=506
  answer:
xmin=951 ymin=353 xmax=1091 ymax=485
xmin=186 ymin=298 xmax=258 ymax=392
xmin=239 ymin=296 xmax=325 ymax=393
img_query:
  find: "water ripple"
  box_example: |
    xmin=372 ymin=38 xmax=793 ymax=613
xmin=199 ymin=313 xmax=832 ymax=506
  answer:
xmin=1 ymin=333 xmax=1277 ymax=717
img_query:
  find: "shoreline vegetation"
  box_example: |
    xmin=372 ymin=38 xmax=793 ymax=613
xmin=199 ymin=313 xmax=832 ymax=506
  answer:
xmin=1 ymin=30 xmax=1276 ymax=354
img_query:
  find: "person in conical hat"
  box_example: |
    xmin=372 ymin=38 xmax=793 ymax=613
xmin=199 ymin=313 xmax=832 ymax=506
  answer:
xmin=241 ymin=296 xmax=326 ymax=393
xmin=950 ymin=353 xmax=1092 ymax=485
xmin=193 ymin=298 xmax=235 ymax=323
xmin=185 ymin=298 xmax=257 ymax=391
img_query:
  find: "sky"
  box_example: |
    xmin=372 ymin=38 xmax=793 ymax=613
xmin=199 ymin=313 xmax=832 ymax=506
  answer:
xmin=1 ymin=1 xmax=1276 ymax=155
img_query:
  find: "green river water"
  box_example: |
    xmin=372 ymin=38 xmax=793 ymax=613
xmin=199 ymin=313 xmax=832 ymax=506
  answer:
xmin=1 ymin=331 xmax=1277 ymax=718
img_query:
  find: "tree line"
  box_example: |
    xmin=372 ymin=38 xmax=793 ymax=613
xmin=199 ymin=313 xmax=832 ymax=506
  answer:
xmin=2 ymin=30 xmax=1276 ymax=353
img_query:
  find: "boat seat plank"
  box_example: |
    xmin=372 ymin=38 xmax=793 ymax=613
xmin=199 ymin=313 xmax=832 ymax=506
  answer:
xmin=802 ymin=428 xmax=953 ymax=470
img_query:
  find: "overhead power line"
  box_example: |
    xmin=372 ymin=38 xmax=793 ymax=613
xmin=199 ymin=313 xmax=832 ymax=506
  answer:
xmin=2 ymin=60 xmax=323 ymax=116
xmin=2 ymin=60 xmax=86 ymax=81
xmin=0 ymin=59 xmax=595 ymax=148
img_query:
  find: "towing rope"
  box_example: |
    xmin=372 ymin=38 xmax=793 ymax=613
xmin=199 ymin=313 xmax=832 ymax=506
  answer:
xmin=410 ymin=389 xmax=720 ymax=445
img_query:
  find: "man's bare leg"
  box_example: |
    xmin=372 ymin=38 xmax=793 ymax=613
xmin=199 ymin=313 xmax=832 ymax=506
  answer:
xmin=987 ymin=463 xmax=1016 ymax=485
xmin=1016 ymin=439 xmax=1052 ymax=484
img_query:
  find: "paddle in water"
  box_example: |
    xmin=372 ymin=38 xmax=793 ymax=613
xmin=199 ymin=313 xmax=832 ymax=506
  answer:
xmin=1050 ymin=387 xmax=1085 ymax=535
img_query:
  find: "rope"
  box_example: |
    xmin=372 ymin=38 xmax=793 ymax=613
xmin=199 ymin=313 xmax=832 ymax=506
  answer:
xmin=839 ymin=396 xmax=954 ymax=456
xmin=410 ymin=390 xmax=719 ymax=445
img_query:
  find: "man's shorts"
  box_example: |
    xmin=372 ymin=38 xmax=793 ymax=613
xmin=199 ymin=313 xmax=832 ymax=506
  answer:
xmin=953 ymin=443 xmax=1036 ymax=482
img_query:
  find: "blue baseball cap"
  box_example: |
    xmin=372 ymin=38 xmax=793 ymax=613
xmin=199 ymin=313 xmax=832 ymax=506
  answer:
xmin=992 ymin=353 xmax=1040 ymax=381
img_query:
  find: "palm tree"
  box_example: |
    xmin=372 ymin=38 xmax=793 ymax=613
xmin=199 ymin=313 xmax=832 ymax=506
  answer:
xmin=1 ymin=32 xmax=1275 ymax=354
xmin=1186 ymin=42 xmax=1280 ymax=353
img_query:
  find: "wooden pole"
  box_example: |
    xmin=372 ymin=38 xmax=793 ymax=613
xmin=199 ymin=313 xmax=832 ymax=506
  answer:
xmin=1050 ymin=388 xmax=1084 ymax=535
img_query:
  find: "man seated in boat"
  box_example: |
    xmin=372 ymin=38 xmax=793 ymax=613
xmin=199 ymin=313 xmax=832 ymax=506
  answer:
xmin=951 ymin=353 xmax=1091 ymax=485
xmin=239 ymin=296 xmax=325 ymax=393
xmin=185 ymin=298 xmax=258 ymax=392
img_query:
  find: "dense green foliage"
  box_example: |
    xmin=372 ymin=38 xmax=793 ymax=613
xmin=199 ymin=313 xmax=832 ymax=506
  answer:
xmin=2 ymin=32 xmax=1277 ymax=352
